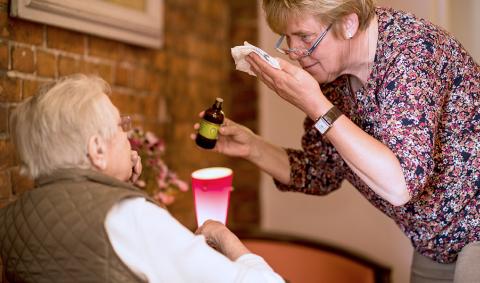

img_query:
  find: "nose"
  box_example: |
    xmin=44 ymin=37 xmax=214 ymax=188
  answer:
xmin=288 ymin=52 xmax=302 ymax=60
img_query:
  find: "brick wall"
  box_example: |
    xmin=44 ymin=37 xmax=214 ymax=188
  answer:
xmin=0 ymin=0 xmax=259 ymax=280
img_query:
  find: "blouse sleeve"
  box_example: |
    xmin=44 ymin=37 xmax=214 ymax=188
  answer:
xmin=376 ymin=47 xmax=449 ymax=199
xmin=274 ymin=118 xmax=346 ymax=195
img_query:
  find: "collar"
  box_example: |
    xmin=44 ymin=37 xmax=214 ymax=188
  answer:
xmin=35 ymin=168 xmax=138 ymax=191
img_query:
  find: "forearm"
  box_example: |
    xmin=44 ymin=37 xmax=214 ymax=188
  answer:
xmin=326 ymin=115 xmax=410 ymax=206
xmin=247 ymin=136 xmax=291 ymax=184
xmin=217 ymin=229 xmax=251 ymax=261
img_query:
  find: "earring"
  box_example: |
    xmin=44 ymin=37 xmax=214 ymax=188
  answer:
xmin=347 ymin=32 xmax=352 ymax=39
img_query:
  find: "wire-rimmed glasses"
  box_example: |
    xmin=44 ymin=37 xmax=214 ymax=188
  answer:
xmin=119 ymin=115 xmax=132 ymax=132
xmin=275 ymin=24 xmax=332 ymax=58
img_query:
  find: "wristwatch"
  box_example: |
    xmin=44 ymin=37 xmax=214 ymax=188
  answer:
xmin=314 ymin=106 xmax=342 ymax=135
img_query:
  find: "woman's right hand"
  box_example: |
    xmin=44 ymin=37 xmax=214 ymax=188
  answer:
xmin=192 ymin=113 xmax=292 ymax=184
xmin=192 ymin=114 xmax=259 ymax=160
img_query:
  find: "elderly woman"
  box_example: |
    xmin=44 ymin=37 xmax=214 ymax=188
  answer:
xmin=0 ymin=74 xmax=284 ymax=283
xmin=197 ymin=0 xmax=479 ymax=282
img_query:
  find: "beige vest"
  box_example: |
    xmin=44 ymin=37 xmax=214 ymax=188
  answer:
xmin=0 ymin=169 xmax=157 ymax=283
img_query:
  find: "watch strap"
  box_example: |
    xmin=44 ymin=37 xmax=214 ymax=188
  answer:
xmin=314 ymin=106 xmax=342 ymax=135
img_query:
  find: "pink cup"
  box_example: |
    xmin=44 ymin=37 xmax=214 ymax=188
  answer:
xmin=192 ymin=167 xmax=233 ymax=227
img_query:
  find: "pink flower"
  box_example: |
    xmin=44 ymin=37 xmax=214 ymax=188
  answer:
xmin=145 ymin=131 xmax=159 ymax=146
xmin=171 ymin=178 xmax=189 ymax=192
xmin=128 ymin=127 xmax=189 ymax=206
xmin=155 ymin=191 xmax=175 ymax=205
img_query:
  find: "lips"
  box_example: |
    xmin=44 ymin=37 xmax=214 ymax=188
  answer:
xmin=302 ymin=62 xmax=319 ymax=70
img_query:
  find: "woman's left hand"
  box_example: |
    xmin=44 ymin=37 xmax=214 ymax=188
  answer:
xmin=130 ymin=150 xmax=142 ymax=183
xmin=245 ymin=53 xmax=331 ymax=120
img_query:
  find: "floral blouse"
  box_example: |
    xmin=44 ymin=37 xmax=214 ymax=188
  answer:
xmin=275 ymin=7 xmax=480 ymax=263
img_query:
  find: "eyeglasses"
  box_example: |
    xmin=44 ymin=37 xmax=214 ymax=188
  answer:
xmin=119 ymin=115 xmax=132 ymax=132
xmin=275 ymin=24 xmax=332 ymax=58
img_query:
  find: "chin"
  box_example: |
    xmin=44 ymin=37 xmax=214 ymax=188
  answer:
xmin=311 ymin=70 xmax=338 ymax=84
xmin=310 ymin=72 xmax=330 ymax=84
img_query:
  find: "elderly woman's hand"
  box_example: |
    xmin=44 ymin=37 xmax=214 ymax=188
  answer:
xmin=129 ymin=150 xmax=142 ymax=183
xmin=245 ymin=53 xmax=332 ymax=120
xmin=195 ymin=220 xmax=250 ymax=260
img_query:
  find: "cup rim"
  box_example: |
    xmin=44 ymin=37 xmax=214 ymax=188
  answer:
xmin=192 ymin=167 xmax=232 ymax=180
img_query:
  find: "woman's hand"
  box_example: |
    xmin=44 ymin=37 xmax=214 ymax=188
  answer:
xmin=192 ymin=115 xmax=260 ymax=160
xmin=195 ymin=220 xmax=250 ymax=260
xmin=130 ymin=150 xmax=142 ymax=183
xmin=192 ymin=114 xmax=292 ymax=184
xmin=246 ymin=53 xmax=331 ymax=120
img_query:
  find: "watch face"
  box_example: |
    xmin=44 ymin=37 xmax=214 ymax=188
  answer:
xmin=314 ymin=118 xmax=330 ymax=134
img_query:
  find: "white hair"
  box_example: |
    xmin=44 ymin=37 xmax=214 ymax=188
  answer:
xmin=10 ymin=74 xmax=118 ymax=179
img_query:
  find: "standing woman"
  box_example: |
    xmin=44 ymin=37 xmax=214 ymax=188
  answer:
xmin=198 ymin=0 xmax=480 ymax=281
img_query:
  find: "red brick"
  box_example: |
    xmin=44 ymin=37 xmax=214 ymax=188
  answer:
xmin=117 ymin=44 xmax=152 ymax=65
xmin=110 ymin=92 xmax=139 ymax=115
xmin=8 ymin=18 xmax=44 ymax=45
xmin=153 ymin=51 xmax=166 ymax=71
xmin=230 ymin=0 xmax=257 ymax=20
xmin=231 ymin=22 xmax=258 ymax=46
xmin=36 ymin=50 xmax=56 ymax=77
xmin=22 ymin=79 xmax=40 ymax=99
xmin=0 ymin=104 xmax=7 ymax=134
xmin=170 ymin=56 xmax=188 ymax=77
xmin=58 ymin=55 xmax=80 ymax=76
xmin=132 ymin=67 xmax=148 ymax=90
xmin=207 ymin=42 xmax=228 ymax=63
xmin=146 ymin=71 xmax=164 ymax=94
xmin=47 ymin=26 xmax=85 ymax=54
xmin=114 ymin=64 xmax=132 ymax=87
xmin=0 ymin=139 xmax=14 ymax=170
xmin=12 ymin=45 xmax=34 ymax=73
xmin=142 ymin=94 xmax=159 ymax=120
xmin=11 ymin=167 xmax=33 ymax=195
xmin=0 ymin=6 xmax=8 ymax=38
xmin=0 ymin=75 xmax=21 ymax=102
xmin=88 ymin=35 xmax=119 ymax=60
xmin=0 ymin=169 xmax=10 ymax=198
xmin=81 ymin=61 xmax=113 ymax=84
xmin=0 ymin=40 xmax=8 ymax=70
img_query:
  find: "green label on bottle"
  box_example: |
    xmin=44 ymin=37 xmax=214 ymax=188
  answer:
xmin=198 ymin=120 xmax=220 ymax=139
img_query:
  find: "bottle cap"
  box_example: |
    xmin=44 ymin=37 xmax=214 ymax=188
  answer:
xmin=215 ymin=97 xmax=224 ymax=103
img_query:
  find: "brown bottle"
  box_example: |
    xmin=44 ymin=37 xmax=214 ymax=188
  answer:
xmin=196 ymin=98 xmax=224 ymax=149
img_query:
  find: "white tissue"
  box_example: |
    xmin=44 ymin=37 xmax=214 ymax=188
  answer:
xmin=231 ymin=41 xmax=281 ymax=76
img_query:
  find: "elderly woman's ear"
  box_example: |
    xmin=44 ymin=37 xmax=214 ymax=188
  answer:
xmin=342 ymin=13 xmax=360 ymax=39
xmin=87 ymin=135 xmax=108 ymax=170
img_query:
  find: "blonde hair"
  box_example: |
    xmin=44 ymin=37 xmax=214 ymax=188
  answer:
xmin=263 ymin=0 xmax=376 ymax=37
xmin=10 ymin=74 xmax=118 ymax=179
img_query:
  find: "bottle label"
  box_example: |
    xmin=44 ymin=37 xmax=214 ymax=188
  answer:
xmin=198 ymin=119 xmax=220 ymax=140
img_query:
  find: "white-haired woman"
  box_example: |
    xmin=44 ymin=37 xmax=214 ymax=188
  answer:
xmin=197 ymin=0 xmax=480 ymax=281
xmin=0 ymin=74 xmax=284 ymax=283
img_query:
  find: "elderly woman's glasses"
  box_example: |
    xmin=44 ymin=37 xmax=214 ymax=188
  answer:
xmin=119 ymin=116 xmax=132 ymax=132
xmin=275 ymin=24 xmax=332 ymax=58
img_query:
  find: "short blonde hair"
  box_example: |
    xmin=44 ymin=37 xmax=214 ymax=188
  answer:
xmin=263 ymin=0 xmax=376 ymax=37
xmin=10 ymin=74 xmax=118 ymax=179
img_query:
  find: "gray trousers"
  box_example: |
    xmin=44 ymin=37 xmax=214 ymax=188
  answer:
xmin=410 ymin=241 xmax=480 ymax=283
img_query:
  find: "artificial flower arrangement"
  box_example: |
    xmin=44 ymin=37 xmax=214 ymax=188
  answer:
xmin=128 ymin=128 xmax=188 ymax=205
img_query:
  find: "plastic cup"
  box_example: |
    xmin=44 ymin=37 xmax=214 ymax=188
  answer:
xmin=192 ymin=167 xmax=233 ymax=227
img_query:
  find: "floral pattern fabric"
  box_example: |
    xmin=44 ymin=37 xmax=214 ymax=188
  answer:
xmin=275 ymin=7 xmax=480 ymax=263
